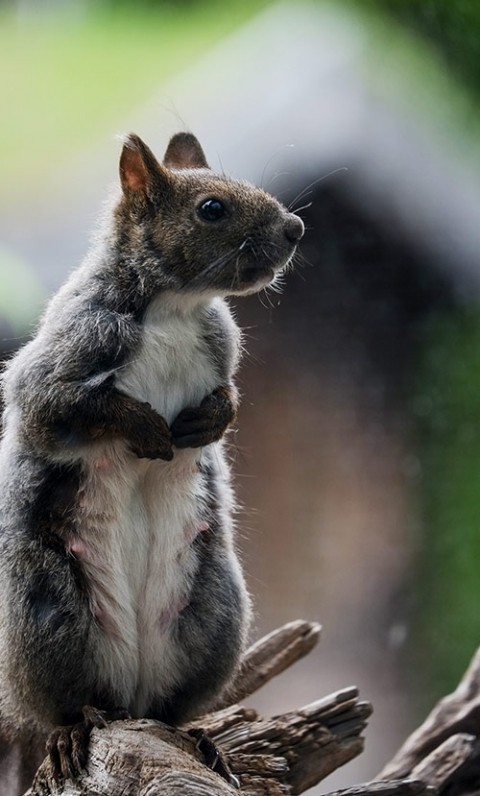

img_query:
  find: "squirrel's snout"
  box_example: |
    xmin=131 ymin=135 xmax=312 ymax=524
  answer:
xmin=284 ymin=213 xmax=305 ymax=244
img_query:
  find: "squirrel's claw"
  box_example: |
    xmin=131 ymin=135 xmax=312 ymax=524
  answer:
xmin=46 ymin=705 xmax=130 ymax=782
xmin=188 ymin=727 xmax=240 ymax=789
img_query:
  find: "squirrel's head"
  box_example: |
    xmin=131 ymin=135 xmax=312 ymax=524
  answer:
xmin=116 ymin=132 xmax=304 ymax=297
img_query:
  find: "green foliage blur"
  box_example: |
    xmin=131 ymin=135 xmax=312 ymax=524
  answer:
xmin=0 ymin=0 xmax=273 ymax=193
xmin=367 ymin=0 xmax=480 ymax=104
xmin=409 ymin=308 xmax=480 ymax=709
xmin=366 ymin=0 xmax=480 ymax=708
xmin=321 ymin=0 xmax=480 ymax=709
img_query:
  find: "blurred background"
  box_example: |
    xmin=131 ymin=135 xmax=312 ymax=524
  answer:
xmin=2 ymin=0 xmax=480 ymax=791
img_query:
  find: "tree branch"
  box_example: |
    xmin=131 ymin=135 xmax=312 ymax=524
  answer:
xmin=376 ymin=645 xmax=480 ymax=787
xmin=214 ymin=619 xmax=322 ymax=710
xmin=23 ymin=622 xmax=480 ymax=796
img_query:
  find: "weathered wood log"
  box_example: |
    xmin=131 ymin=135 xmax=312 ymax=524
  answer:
xmin=24 ymin=620 xmax=370 ymax=795
xmin=214 ymin=619 xmax=322 ymax=710
xmin=28 ymin=686 xmax=371 ymax=796
xmin=325 ymin=781 xmax=434 ymax=796
xmin=206 ymin=687 xmax=372 ymax=794
xmin=23 ymin=621 xmax=480 ymax=796
xmin=376 ymin=644 xmax=480 ymax=789
xmin=409 ymin=734 xmax=476 ymax=790
xmin=28 ymin=721 xmax=231 ymax=796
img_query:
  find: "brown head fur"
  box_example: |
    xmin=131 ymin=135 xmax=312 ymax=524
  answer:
xmin=115 ymin=132 xmax=304 ymax=297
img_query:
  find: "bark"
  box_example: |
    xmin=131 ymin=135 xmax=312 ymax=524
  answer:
xmin=23 ymin=621 xmax=480 ymax=796
xmin=376 ymin=647 xmax=480 ymax=782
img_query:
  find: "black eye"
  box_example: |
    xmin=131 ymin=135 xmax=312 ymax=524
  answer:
xmin=197 ymin=198 xmax=227 ymax=222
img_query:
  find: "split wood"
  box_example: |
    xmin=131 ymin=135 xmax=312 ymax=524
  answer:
xmin=25 ymin=620 xmax=480 ymax=796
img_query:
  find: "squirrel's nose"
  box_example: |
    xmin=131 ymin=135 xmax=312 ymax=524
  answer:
xmin=284 ymin=213 xmax=305 ymax=244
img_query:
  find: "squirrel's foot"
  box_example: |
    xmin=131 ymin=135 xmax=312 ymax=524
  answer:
xmin=171 ymin=387 xmax=236 ymax=449
xmin=188 ymin=727 xmax=240 ymax=789
xmin=46 ymin=705 xmax=130 ymax=781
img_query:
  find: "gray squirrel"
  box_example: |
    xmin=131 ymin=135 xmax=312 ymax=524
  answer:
xmin=0 ymin=131 xmax=304 ymax=791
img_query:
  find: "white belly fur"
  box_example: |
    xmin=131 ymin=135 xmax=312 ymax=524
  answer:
xmin=74 ymin=298 xmax=222 ymax=716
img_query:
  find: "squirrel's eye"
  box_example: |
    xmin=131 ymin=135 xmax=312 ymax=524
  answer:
xmin=197 ymin=198 xmax=227 ymax=222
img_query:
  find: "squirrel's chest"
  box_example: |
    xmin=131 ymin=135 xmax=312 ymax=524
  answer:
xmin=116 ymin=308 xmax=218 ymax=425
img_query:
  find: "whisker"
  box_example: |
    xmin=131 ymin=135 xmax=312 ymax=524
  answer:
xmin=295 ymin=250 xmax=314 ymax=270
xmin=234 ymin=251 xmax=242 ymax=287
xmin=291 ymin=201 xmax=313 ymax=215
xmin=288 ymin=167 xmax=348 ymax=210
xmin=258 ymin=290 xmax=272 ymax=311
xmin=268 ymin=275 xmax=285 ymax=295
xmin=186 ymin=248 xmax=239 ymax=288
xmin=238 ymin=237 xmax=250 ymax=252
xmin=260 ymin=144 xmax=295 ymax=189
xmin=264 ymin=170 xmax=294 ymax=191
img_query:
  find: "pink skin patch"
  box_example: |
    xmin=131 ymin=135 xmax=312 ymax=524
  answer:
xmin=92 ymin=602 xmax=118 ymax=636
xmin=184 ymin=520 xmax=209 ymax=545
xmin=159 ymin=596 xmax=189 ymax=634
xmin=68 ymin=538 xmax=91 ymax=563
xmin=77 ymin=493 xmax=88 ymax=509
xmin=66 ymin=540 xmax=118 ymax=636
xmin=94 ymin=456 xmax=112 ymax=472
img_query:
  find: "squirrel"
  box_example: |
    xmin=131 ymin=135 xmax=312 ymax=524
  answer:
xmin=0 ymin=131 xmax=304 ymax=792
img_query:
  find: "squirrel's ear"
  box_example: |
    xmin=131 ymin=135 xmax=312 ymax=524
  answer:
xmin=163 ymin=132 xmax=210 ymax=169
xmin=119 ymin=134 xmax=170 ymax=199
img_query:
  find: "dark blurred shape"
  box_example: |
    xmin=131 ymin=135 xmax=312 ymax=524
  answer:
xmin=264 ymin=179 xmax=454 ymax=410
xmin=232 ymin=166 xmax=460 ymax=672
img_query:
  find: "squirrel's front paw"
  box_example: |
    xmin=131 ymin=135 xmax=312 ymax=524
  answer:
xmin=129 ymin=406 xmax=174 ymax=461
xmin=171 ymin=387 xmax=236 ymax=449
